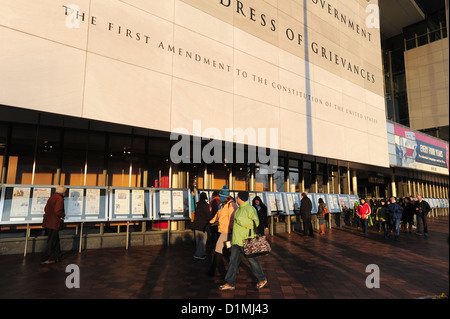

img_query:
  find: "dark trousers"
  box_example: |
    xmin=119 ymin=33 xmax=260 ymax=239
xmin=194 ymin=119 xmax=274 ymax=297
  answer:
xmin=334 ymin=213 xmax=341 ymax=227
xmin=41 ymin=228 xmax=61 ymax=262
xmin=416 ymin=214 xmax=428 ymax=235
xmin=382 ymin=220 xmax=390 ymax=238
xmin=302 ymin=218 xmax=314 ymax=236
xmin=361 ymin=218 xmax=368 ymax=235
xmin=225 ymin=245 xmax=265 ymax=287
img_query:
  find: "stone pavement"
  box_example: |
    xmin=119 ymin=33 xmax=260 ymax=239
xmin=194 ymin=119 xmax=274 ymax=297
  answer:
xmin=0 ymin=217 xmax=448 ymax=302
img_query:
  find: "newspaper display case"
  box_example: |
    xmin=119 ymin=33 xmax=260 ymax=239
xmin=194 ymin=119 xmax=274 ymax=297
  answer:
xmin=0 ymin=184 xmax=108 ymax=225
xmin=109 ymin=187 xmax=151 ymax=222
xmin=152 ymin=188 xmax=191 ymax=221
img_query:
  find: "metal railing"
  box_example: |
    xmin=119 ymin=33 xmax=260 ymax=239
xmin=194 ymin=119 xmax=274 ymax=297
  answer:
xmin=404 ymin=25 xmax=448 ymax=51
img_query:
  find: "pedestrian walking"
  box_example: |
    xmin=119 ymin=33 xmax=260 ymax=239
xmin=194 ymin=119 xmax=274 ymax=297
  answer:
xmin=387 ymin=197 xmax=404 ymax=241
xmin=219 ymin=191 xmax=267 ymax=291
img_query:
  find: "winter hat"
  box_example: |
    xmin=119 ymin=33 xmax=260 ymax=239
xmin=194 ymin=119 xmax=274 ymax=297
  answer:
xmin=237 ymin=191 xmax=249 ymax=202
xmin=219 ymin=185 xmax=229 ymax=202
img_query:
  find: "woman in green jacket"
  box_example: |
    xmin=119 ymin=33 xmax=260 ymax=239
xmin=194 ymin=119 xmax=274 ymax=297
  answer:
xmin=219 ymin=191 xmax=268 ymax=291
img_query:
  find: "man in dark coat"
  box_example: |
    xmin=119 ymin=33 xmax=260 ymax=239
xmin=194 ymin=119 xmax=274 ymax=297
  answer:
xmin=415 ymin=195 xmax=431 ymax=237
xmin=41 ymin=186 xmax=66 ymax=264
xmin=387 ymin=197 xmax=404 ymax=241
xmin=300 ymin=193 xmax=314 ymax=237
xmin=192 ymin=192 xmax=212 ymax=260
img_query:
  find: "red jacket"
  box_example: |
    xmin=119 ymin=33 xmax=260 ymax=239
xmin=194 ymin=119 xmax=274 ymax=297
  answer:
xmin=357 ymin=203 xmax=371 ymax=220
xmin=43 ymin=193 xmax=66 ymax=230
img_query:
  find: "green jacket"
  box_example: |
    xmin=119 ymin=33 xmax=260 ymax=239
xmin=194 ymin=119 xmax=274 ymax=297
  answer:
xmin=232 ymin=201 xmax=260 ymax=247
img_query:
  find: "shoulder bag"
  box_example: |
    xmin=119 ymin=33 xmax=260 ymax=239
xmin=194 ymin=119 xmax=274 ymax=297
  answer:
xmin=243 ymin=221 xmax=271 ymax=258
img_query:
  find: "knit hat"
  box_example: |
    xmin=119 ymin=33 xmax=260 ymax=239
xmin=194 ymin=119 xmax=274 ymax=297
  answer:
xmin=237 ymin=191 xmax=249 ymax=202
xmin=219 ymin=185 xmax=229 ymax=202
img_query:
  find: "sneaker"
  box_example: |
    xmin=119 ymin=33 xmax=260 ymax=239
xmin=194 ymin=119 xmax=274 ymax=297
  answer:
xmin=193 ymin=255 xmax=206 ymax=260
xmin=219 ymin=283 xmax=235 ymax=291
xmin=256 ymin=280 xmax=268 ymax=289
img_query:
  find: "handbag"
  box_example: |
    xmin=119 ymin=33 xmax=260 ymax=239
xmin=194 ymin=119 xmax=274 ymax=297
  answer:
xmin=243 ymin=221 xmax=271 ymax=258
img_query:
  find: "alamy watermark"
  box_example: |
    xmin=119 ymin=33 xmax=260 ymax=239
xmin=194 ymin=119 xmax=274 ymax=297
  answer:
xmin=365 ymin=264 xmax=380 ymax=289
xmin=170 ymin=120 xmax=278 ymax=174
xmin=365 ymin=1 xmax=380 ymax=29
xmin=65 ymin=264 xmax=80 ymax=289
xmin=63 ymin=4 xmax=84 ymax=29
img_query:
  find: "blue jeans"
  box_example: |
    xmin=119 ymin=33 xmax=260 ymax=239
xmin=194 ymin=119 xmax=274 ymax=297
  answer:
xmin=225 ymin=245 xmax=266 ymax=287
xmin=194 ymin=230 xmax=207 ymax=257
xmin=393 ymin=218 xmax=401 ymax=239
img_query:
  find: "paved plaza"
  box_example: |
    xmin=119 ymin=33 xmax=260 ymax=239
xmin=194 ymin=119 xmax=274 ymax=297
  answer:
xmin=0 ymin=217 xmax=448 ymax=301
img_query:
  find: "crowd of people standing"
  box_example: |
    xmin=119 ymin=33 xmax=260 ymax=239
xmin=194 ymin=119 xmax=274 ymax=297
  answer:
xmin=189 ymin=186 xmax=269 ymax=291
xmin=344 ymin=194 xmax=432 ymax=240
xmin=189 ymin=185 xmax=434 ymax=291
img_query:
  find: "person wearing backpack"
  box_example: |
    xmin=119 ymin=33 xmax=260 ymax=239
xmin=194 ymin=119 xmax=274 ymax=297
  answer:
xmin=387 ymin=197 xmax=404 ymax=241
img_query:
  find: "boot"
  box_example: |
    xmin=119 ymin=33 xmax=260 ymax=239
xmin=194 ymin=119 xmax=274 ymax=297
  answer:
xmin=319 ymin=224 xmax=325 ymax=235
